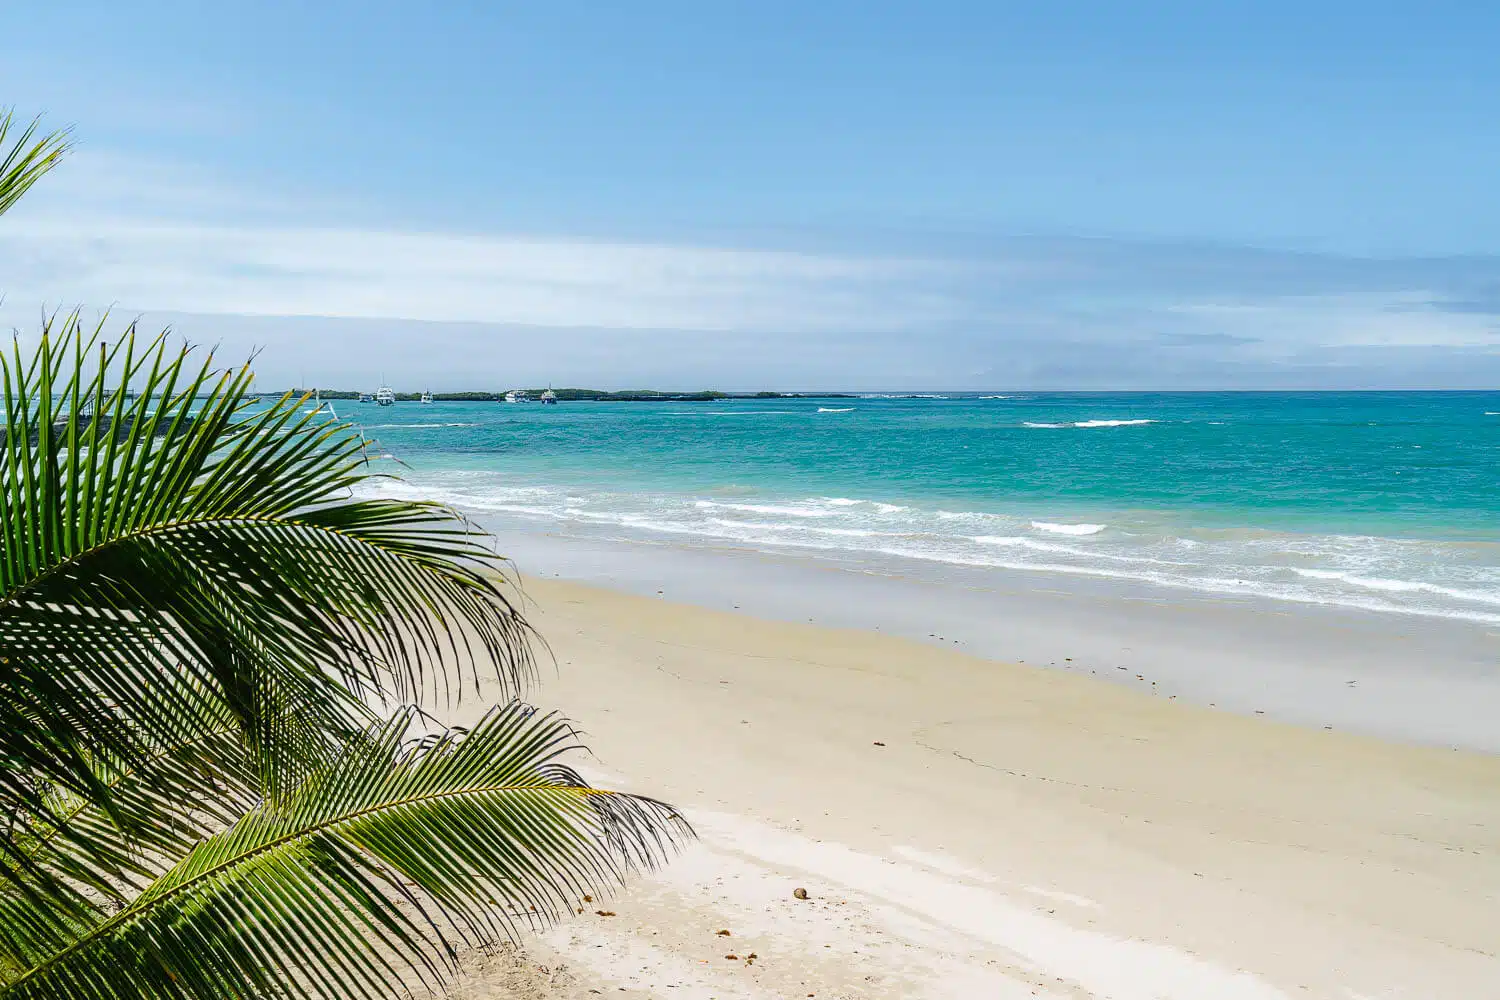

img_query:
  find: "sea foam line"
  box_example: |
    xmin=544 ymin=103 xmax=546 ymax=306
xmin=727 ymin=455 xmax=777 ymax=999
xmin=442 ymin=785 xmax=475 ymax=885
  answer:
xmin=1291 ymin=568 xmax=1500 ymax=606
xmin=365 ymin=479 xmax=1500 ymax=626
xmin=562 ymin=505 xmax=1496 ymax=625
xmin=695 ymin=500 xmax=836 ymax=518
xmin=1025 ymin=418 xmax=1156 ymax=428
xmin=1031 ymin=521 xmax=1106 ymax=536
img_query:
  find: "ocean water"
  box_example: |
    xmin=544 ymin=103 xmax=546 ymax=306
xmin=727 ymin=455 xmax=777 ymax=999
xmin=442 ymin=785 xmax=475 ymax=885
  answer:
xmin=349 ymin=393 xmax=1500 ymax=624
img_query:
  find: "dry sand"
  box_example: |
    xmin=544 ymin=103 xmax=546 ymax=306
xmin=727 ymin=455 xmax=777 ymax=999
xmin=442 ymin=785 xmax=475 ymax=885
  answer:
xmin=448 ymin=576 xmax=1500 ymax=999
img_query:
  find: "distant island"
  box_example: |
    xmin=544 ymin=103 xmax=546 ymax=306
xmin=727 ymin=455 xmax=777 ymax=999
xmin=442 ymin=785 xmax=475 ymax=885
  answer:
xmin=280 ymin=388 xmax=858 ymax=402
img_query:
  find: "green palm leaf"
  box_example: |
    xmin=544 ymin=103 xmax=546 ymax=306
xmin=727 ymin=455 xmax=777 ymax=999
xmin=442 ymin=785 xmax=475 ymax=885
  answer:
xmin=1 ymin=315 xmax=535 ymax=883
xmin=0 ymin=703 xmax=689 ymax=1000
xmin=0 ymin=703 xmax=258 ymax=978
xmin=0 ymin=109 xmax=70 ymax=219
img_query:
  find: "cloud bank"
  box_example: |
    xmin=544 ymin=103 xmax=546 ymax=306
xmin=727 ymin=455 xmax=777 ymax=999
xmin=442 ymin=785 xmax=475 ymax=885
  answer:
xmin=2 ymin=151 xmax=1497 ymax=390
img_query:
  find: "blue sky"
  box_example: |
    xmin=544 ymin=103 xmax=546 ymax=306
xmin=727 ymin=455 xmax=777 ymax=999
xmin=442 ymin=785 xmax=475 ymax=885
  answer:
xmin=2 ymin=1 xmax=1498 ymax=389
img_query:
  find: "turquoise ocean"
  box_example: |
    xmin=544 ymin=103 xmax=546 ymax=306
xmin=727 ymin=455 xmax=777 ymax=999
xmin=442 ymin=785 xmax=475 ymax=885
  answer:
xmin=351 ymin=392 xmax=1500 ymax=624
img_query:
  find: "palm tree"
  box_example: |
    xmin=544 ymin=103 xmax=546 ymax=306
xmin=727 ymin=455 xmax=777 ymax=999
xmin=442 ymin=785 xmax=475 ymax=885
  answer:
xmin=0 ymin=121 xmax=685 ymax=998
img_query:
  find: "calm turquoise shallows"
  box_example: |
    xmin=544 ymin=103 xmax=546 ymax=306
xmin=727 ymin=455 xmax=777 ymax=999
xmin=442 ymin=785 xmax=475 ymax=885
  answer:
xmin=346 ymin=392 xmax=1500 ymax=624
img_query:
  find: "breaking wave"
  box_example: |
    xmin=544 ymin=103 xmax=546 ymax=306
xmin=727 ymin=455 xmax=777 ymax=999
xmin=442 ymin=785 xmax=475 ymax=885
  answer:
xmin=364 ymin=475 xmax=1500 ymax=625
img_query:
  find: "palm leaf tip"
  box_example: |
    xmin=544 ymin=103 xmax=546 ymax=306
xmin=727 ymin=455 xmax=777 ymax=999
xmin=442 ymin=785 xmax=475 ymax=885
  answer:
xmin=0 ymin=109 xmax=71 ymax=219
xmin=0 ymin=704 xmax=690 ymax=1000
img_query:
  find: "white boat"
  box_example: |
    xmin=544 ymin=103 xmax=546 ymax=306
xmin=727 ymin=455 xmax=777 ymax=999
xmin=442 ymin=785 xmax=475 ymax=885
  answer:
xmin=375 ymin=386 xmax=396 ymax=406
xmin=504 ymin=390 xmax=529 ymax=403
xmin=540 ymin=388 xmax=557 ymax=405
xmin=358 ymin=392 xmax=372 ymax=403
xmin=420 ymin=390 xmax=433 ymax=405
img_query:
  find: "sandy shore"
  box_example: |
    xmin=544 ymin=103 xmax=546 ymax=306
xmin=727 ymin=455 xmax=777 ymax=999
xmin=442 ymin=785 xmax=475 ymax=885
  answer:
xmin=483 ymin=526 xmax=1500 ymax=752
xmin=442 ymin=575 xmax=1500 ymax=1000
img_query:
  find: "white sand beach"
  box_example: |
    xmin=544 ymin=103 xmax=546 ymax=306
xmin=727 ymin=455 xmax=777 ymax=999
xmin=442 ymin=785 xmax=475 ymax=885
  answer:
xmin=442 ymin=558 xmax=1500 ymax=999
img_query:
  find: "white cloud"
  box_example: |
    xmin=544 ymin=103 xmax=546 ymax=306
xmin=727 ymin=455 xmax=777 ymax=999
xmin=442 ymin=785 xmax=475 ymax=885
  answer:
xmin=1168 ymin=295 xmax=1500 ymax=351
xmin=1 ymin=211 xmax=994 ymax=333
xmin=3 ymin=147 xmax=1500 ymax=388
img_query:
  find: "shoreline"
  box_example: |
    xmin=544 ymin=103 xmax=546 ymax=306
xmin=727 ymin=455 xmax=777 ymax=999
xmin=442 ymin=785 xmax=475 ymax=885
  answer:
xmin=479 ymin=518 xmax=1500 ymax=753
xmin=366 ymin=463 xmax=1500 ymax=630
xmin=444 ymin=571 xmax=1500 ymax=999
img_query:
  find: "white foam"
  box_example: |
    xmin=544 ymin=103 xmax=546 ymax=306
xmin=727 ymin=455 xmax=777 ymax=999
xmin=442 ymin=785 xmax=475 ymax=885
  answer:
xmin=933 ymin=509 xmax=1011 ymax=523
xmin=970 ymin=536 xmax=1176 ymax=564
xmin=1031 ymin=521 xmax=1106 ymax=536
xmin=363 ymin=478 xmax=1500 ymax=627
xmin=817 ymin=406 xmax=855 ymax=413
xmin=818 ymin=497 xmax=908 ymax=514
xmin=697 ymin=500 xmax=834 ymax=518
xmin=1292 ymin=568 xmax=1500 ymax=606
xmin=706 ymin=518 xmax=883 ymax=538
xmin=1025 ymin=419 xmax=1154 ymax=429
xmin=971 ymin=535 xmax=1081 ymax=556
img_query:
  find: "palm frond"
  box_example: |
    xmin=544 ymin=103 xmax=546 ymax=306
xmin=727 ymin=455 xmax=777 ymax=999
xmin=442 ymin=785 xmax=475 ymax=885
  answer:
xmin=0 ymin=704 xmax=689 ymax=1000
xmin=0 ymin=315 xmax=535 ymax=886
xmin=0 ymin=712 xmax=259 ymax=977
xmin=0 ymin=109 xmax=70 ymax=219
xmin=4 ymin=675 xmax=262 ymax=890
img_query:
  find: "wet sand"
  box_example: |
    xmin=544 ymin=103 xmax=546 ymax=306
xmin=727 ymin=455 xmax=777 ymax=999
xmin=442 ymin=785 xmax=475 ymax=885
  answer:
xmin=446 ymin=574 xmax=1500 ymax=999
xmin=486 ymin=526 xmax=1500 ymax=751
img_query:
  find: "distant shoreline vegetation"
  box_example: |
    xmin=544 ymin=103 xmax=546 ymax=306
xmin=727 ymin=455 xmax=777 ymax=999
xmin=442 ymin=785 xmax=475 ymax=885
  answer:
xmin=279 ymin=388 xmax=859 ymax=402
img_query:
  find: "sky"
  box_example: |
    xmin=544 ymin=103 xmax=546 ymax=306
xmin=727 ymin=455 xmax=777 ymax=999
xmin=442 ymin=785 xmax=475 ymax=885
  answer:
xmin=1 ymin=1 xmax=1498 ymax=390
